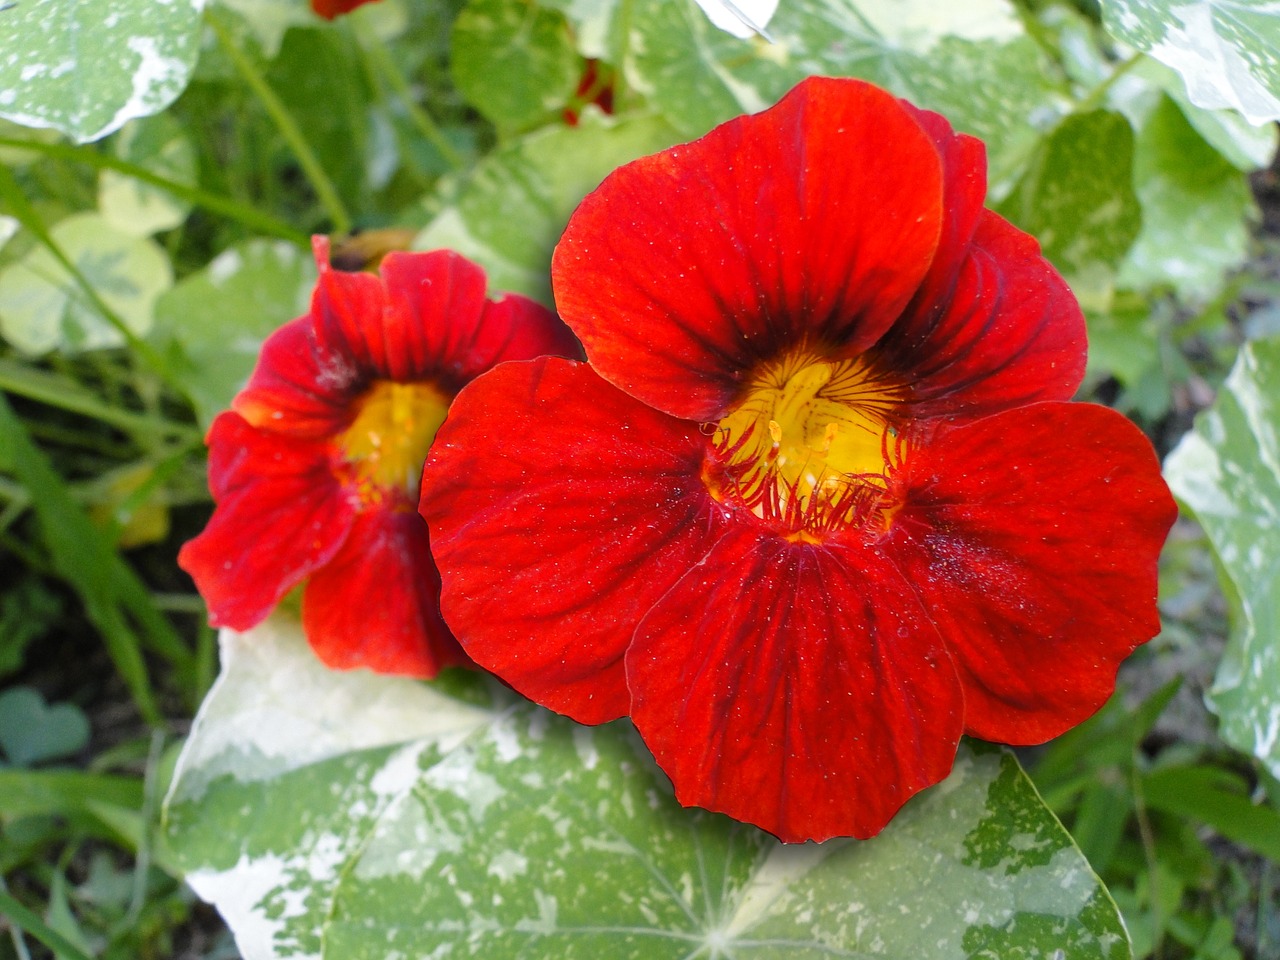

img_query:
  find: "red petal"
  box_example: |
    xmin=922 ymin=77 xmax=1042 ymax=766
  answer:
xmin=552 ymin=76 xmax=944 ymax=421
xmin=379 ymin=250 xmax=580 ymax=386
xmin=311 ymin=0 xmax=379 ymax=19
xmin=896 ymin=102 xmax=988 ymax=309
xmin=887 ymin=403 xmax=1177 ymax=743
xmin=232 ymin=317 xmax=361 ymax=439
xmin=311 ymin=248 xmax=576 ymax=390
xmin=419 ymin=357 xmax=730 ymax=724
xmin=876 ymin=211 xmax=1087 ymax=419
xmin=179 ymin=413 xmax=355 ymax=629
xmin=866 ymin=104 xmax=1086 ymax=416
xmin=302 ymin=507 xmax=469 ymax=678
xmin=310 ymin=257 xmax=397 ymax=378
xmin=628 ymin=526 xmax=964 ymax=843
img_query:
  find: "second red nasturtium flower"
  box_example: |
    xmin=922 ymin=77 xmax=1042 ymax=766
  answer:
xmin=179 ymin=239 xmax=577 ymax=677
xmin=310 ymin=0 xmax=379 ymax=19
xmin=420 ymin=77 xmax=1178 ymax=842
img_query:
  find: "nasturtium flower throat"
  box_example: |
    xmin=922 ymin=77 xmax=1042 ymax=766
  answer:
xmin=419 ymin=77 xmax=1177 ymax=843
xmin=180 ymin=239 xmax=577 ymax=678
xmin=709 ymin=350 xmax=907 ymax=539
xmin=339 ymin=382 xmax=451 ymax=502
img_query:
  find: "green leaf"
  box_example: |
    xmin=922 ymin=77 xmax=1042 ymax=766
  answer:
xmin=541 ymin=0 xmax=619 ymax=58
xmin=1118 ymin=95 xmax=1254 ymax=302
xmin=264 ymin=27 xmax=373 ymax=210
xmin=997 ymin=110 xmax=1142 ymax=312
xmin=218 ymin=0 xmax=315 ymax=58
xmin=1142 ymin=763 xmax=1280 ymax=863
xmin=1100 ymin=0 xmax=1280 ymax=125
xmin=0 ymin=212 xmax=172 ymax=355
xmin=0 ymin=215 xmax=17 ymax=253
xmin=415 ymin=111 xmax=681 ymax=304
xmin=1129 ymin=59 xmax=1278 ymax=171
xmin=451 ymin=0 xmax=582 ymax=132
xmin=0 ymin=393 xmax=193 ymax=725
xmin=0 ymin=769 xmax=143 ymax=822
xmin=153 ymin=239 xmax=315 ymax=427
xmin=1165 ymin=339 xmax=1280 ymax=778
xmin=0 ymin=0 xmax=205 ymax=144
xmin=98 ymin=113 xmax=197 ymax=238
xmin=0 ymin=575 xmax=61 ymax=679
xmin=0 ymin=687 xmax=89 ymax=768
xmin=621 ymin=0 xmax=1061 ymax=187
xmin=0 ymin=891 xmax=94 ymax=960
xmin=166 ymin=617 xmax=1131 ymax=960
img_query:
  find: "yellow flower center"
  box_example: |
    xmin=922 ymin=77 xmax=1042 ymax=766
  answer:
xmin=337 ymin=381 xmax=451 ymax=503
xmin=707 ymin=351 xmax=907 ymax=541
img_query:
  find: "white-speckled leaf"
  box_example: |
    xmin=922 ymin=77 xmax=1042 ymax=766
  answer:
xmin=997 ymin=110 xmax=1142 ymax=312
xmin=451 ymin=0 xmax=582 ymax=132
xmin=152 ymin=239 xmax=314 ymax=426
xmin=540 ymin=0 xmax=619 ymax=58
xmin=1101 ymin=0 xmax=1280 ymax=124
xmin=415 ymin=111 xmax=682 ymax=305
xmin=1129 ymin=58 xmax=1278 ymax=170
xmin=614 ymin=0 xmax=1061 ymax=187
xmin=0 ymin=0 xmax=207 ymax=144
xmin=1118 ymin=94 xmax=1254 ymax=302
xmin=165 ymin=617 xmax=1131 ymax=960
xmin=98 ymin=113 xmax=197 ymax=237
xmin=0 ymin=212 xmax=172 ymax=354
xmin=695 ymin=0 xmax=779 ymax=38
xmin=1165 ymin=339 xmax=1280 ymax=778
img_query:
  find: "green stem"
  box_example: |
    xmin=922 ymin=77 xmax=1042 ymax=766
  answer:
xmin=1130 ymin=759 xmax=1166 ymax=959
xmin=0 ymin=138 xmax=309 ymax=247
xmin=358 ymin=29 xmax=465 ymax=172
xmin=210 ymin=12 xmax=353 ymax=234
xmin=194 ymin=618 xmax=217 ymax=705
xmin=0 ymin=878 xmax=32 ymax=960
xmin=151 ymin=593 xmax=208 ymax=614
xmin=124 ymin=730 xmax=165 ymax=928
xmin=1075 ymin=52 xmax=1144 ymax=115
xmin=0 ymin=890 xmax=94 ymax=960
xmin=0 ymin=360 xmax=197 ymax=441
xmin=612 ymin=0 xmax=635 ymax=110
xmin=0 ymin=167 xmax=184 ymax=396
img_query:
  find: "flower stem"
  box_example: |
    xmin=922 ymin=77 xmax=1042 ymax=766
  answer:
xmin=1075 ymin=52 xmax=1145 ymax=114
xmin=0 ymin=360 xmax=196 ymax=440
xmin=357 ymin=27 xmax=466 ymax=172
xmin=612 ymin=0 xmax=635 ymax=110
xmin=0 ymin=137 xmax=310 ymax=247
xmin=209 ymin=11 xmax=353 ymax=234
xmin=0 ymin=166 xmax=181 ymax=395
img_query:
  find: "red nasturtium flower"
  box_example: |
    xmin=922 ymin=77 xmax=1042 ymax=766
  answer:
xmin=310 ymin=0 xmax=380 ymax=19
xmin=420 ymin=77 xmax=1178 ymax=842
xmin=179 ymin=239 xmax=577 ymax=677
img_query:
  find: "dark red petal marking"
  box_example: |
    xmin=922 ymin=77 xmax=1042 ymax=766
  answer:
xmin=379 ymin=250 xmax=580 ymax=387
xmin=887 ymin=403 xmax=1176 ymax=743
xmin=178 ymin=413 xmax=355 ymax=630
xmin=628 ymin=526 xmax=964 ymax=843
xmin=420 ymin=357 xmax=731 ymax=725
xmin=232 ymin=317 xmax=361 ymax=439
xmin=552 ymin=76 xmax=945 ymax=422
xmin=876 ymin=210 xmax=1087 ymax=419
xmin=894 ymin=102 xmax=988 ymax=318
xmin=302 ymin=507 xmax=469 ymax=678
